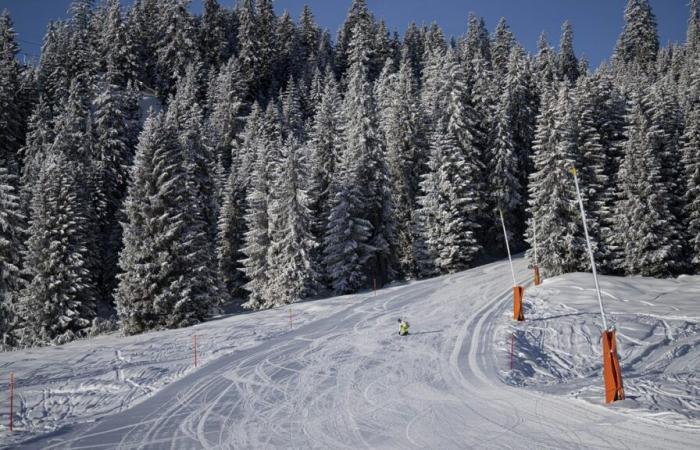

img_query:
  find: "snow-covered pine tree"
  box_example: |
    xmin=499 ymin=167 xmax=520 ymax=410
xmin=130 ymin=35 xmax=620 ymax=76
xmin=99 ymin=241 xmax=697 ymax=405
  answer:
xmin=0 ymin=10 xmax=24 ymax=177
xmin=534 ymin=32 xmax=557 ymax=92
xmin=490 ymin=18 xmax=515 ymax=83
xmin=198 ymin=0 xmax=233 ymax=73
xmin=340 ymin=22 xmax=395 ymax=286
xmin=99 ymin=0 xmax=139 ymax=88
xmin=255 ymin=0 xmax=277 ymax=98
xmin=681 ymin=58 xmax=700 ymax=271
xmin=558 ymin=21 xmax=579 ymax=85
xmin=217 ymin=166 xmax=247 ymax=303
xmin=274 ymin=11 xmax=302 ymax=90
xmin=613 ymin=0 xmax=659 ymax=75
xmin=334 ymin=0 xmax=375 ymax=81
xmin=167 ymin=64 xmax=219 ymax=241
xmin=240 ymin=104 xmax=282 ymax=309
xmin=205 ymin=56 xmax=248 ymax=177
xmin=487 ymin=47 xmax=536 ymax=249
xmin=527 ymin=84 xmax=586 ymax=276
xmin=379 ymin=50 xmax=426 ymax=277
xmin=280 ymin=77 xmax=305 ymax=140
xmin=308 ymin=73 xmax=343 ymax=256
xmin=401 ymin=22 xmax=425 ymax=85
xmin=0 ymin=167 xmax=24 ymax=349
xmin=417 ymin=119 xmax=481 ymax=273
xmin=115 ymin=113 xmax=163 ymax=334
xmin=235 ymin=0 xmax=260 ymax=102
xmin=615 ymin=92 xmax=684 ymax=277
xmin=155 ymin=0 xmax=198 ymax=98
xmin=689 ymin=0 xmax=700 ymax=54
xmin=19 ymin=152 xmax=98 ymax=346
xmin=92 ymin=60 xmax=136 ymax=311
xmin=461 ymin=13 xmax=491 ymax=65
xmin=19 ymin=100 xmax=54 ymax=216
xmin=265 ymin=136 xmax=319 ymax=306
xmin=644 ymin=74 xmax=687 ymax=271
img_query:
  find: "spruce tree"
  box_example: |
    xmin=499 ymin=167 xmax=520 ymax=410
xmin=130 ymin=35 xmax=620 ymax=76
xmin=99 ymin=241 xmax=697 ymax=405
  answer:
xmin=558 ymin=21 xmax=579 ymax=84
xmin=615 ymin=93 xmax=684 ymax=276
xmin=266 ymin=136 xmax=319 ymax=306
xmin=19 ymin=152 xmax=98 ymax=345
xmin=527 ymin=85 xmax=585 ymax=276
xmin=418 ymin=120 xmax=481 ymax=273
xmin=682 ymin=61 xmax=700 ymax=271
xmin=614 ymin=0 xmax=659 ymax=74
xmin=0 ymin=10 xmax=24 ymax=176
xmin=0 ymin=167 xmax=24 ymax=349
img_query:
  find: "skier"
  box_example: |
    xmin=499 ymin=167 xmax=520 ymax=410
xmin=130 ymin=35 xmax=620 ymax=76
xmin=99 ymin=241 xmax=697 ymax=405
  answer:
xmin=398 ymin=318 xmax=409 ymax=336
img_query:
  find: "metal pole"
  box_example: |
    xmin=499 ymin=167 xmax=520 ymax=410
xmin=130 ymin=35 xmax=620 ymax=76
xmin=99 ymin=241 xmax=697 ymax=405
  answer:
xmin=499 ymin=208 xmax=517 ymax=286
xmin=533 ymin=217 xmax=538 ymax=265
xmin=570 ymin=168 xmax=608 ymax=331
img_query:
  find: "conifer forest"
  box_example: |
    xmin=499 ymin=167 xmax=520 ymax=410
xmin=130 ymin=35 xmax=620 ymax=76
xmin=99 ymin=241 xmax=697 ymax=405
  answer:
xmin=1 ymin=0 xmax=700 ymax=349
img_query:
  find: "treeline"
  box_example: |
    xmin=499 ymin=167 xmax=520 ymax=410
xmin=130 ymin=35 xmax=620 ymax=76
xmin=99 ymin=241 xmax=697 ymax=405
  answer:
xmin=1 ymin=0 xmax=699 ymax=348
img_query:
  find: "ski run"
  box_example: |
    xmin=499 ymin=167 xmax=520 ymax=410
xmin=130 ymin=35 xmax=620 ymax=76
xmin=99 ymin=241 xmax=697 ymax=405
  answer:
xmin=1 ymin=256 xmax=698 ymax=449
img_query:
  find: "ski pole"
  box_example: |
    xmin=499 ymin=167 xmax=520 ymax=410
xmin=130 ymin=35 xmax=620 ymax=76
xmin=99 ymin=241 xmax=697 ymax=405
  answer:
xmin=570 ymin=167 xmax=608 ymax=331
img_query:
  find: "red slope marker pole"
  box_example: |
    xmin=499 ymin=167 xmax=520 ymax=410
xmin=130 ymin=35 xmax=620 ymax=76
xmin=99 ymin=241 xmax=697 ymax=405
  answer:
xmin=9 ymin=372 xmax=14 ymax=432
xmin=193 ymin=335 xmax=198 ymax=368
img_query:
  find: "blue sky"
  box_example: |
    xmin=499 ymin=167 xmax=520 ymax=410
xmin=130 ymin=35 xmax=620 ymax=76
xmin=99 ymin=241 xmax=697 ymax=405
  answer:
xmin=1 ymin=0 xmax=690 ymax=68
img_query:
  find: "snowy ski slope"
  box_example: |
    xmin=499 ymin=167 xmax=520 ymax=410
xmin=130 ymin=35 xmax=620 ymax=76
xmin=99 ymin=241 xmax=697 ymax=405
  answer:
xmin=1 ymin=256 xmax=699 ymax=449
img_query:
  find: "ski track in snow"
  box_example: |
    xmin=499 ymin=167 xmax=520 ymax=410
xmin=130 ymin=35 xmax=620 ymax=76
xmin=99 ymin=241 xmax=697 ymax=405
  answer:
xmin=1 ymin=257 xmax=699 ymax=449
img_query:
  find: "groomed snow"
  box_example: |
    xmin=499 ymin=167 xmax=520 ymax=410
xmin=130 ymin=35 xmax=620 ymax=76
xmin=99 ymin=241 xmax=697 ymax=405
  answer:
xmin=1 ymin=256 xmax=698 ymax=449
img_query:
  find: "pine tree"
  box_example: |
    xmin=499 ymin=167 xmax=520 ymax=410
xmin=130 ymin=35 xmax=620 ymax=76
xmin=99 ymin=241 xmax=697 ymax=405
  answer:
xmin=266 ymin=136 xmax=319 ymax=306
xmin=205 ymin=57 xmax=248 ymax=177
xmin=241 ymin=104 xmax=281 ymax=309
xmin=0 ymin=167 xmax=24 ymax=349
xmin=614 ymin=0 xmax=659 ymax=74
xmin=19 ymin=99 xmax=54 ymax=216
xmin=491 ymin=18 xmax=514 ymax=81
xmin=199 ymin=0 xmax=232 ymax=72
xmin=217 ymin=167 xmax=247 ymax=303
xmin=100 ymin=0 xmax=139 ymax=87
xmin=689 ymin=0 xmax=700 ymax=54
xmin=115 ymin=113 xmax=163 ymax=334
xmin=379 ymin=51 xmax=426 ymax=276
xmin=340 ymin=22 xmax=395 ymax=286
xmin=235 ymin=0 xmax=260 ymax=101
xmin=92 ymin=61 xmax=136 ymax=310
xmin=558 ymin=21 xmax=579 ymax=84
xmin=418 ymin=120 xmax=481 ymax=273
xmin=0 ymin=10 xmax=24 ymax=176
xmin=527 ymin=85 xmax=585 ymax=276
xmin=681 ymin=60 xmax=700 ymax=271
xmin=19 ymin=152 xmax=98 ymax=345
xmin=155 ymin=0 xmax=198 ymax=97
xmin=461 ymin=13 xmax=491 ymax=65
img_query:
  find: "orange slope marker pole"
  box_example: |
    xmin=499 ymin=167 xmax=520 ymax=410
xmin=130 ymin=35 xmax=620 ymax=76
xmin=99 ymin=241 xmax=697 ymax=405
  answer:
xmin=499 ymin=208 xmax=524 ymax=321
xmin=532 ymin=217 xmax=542 ymax=286
xmin=570 ymin=167 xmax=624 ymax=403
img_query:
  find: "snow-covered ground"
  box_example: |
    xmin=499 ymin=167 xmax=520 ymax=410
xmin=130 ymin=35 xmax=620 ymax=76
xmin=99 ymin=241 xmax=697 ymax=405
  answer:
xmin=1 ymin=256 xmax=698 ymax=449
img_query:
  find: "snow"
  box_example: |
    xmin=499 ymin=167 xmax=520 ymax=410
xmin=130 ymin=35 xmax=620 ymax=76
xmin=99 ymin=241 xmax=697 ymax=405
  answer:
xmin=1 ymin=256 xmax=699 ymax=449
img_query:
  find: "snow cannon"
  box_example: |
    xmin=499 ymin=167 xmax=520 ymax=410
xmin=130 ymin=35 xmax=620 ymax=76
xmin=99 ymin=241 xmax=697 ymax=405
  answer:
xmin=498 ymin=208 xmax=525 ymax=322
xmin=602 ymin=330 xmax=625 ymax=403
xmin=570 ymin=166 xmax=625 ymax=404
xmin=513 ymin=286 xmax=525 ymax=321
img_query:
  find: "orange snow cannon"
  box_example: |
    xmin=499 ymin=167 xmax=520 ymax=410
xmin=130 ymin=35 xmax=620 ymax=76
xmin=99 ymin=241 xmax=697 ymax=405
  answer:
xmin=602 ymin=330 xmax=624 ymax=403
xmin=513 ymin=286 xmax=525 ymax=321
xmin=533 ymin=265 xmax=541 ymax=286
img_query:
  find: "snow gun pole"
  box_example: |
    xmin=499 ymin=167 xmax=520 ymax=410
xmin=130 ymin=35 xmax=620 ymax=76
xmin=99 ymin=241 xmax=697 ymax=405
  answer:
xmin=9 ymin=372 xmax=14 ymax=432
xmin=533 ymin=217 xmax=542 ymax=286
xmin=570 ymin=167 xmax=624 ymax=403
xmin=500 ymin=209 xmax=524 ymax=321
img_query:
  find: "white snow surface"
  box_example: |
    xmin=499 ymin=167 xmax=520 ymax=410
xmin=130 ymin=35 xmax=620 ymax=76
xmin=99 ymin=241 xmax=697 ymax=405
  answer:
xmin=0 ymin=256 xmax=698 ymax=449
